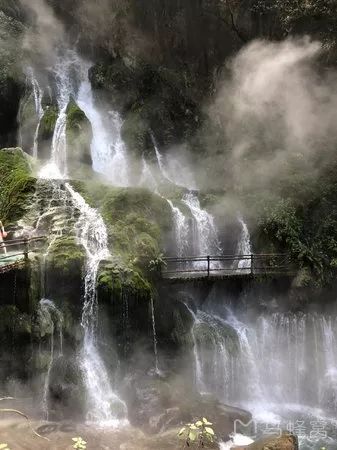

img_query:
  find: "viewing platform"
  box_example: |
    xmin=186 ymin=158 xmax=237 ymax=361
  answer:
xmin=0 ymin=237 xmax=46 ymax=274
xmin=161 ymin=254 xmax=295 ymax=281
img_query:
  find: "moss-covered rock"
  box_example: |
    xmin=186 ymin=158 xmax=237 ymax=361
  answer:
xmin=38 ymin=105 xmax=58 ymax=141
xmin=0 ymin=147 xmax=36 ymax=226
xmin=73 ymin=180 xmax=172 ymax=267
xmin=45 ymin=235 xmax=85 ymax=304
xmin=66 ymin=99 xmax=93 ymax=178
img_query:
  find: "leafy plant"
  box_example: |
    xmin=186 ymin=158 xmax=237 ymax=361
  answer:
xmin=0 ymin=444 xmax=10 ymax=450
xmin=178 ymin=417 xmax=216 ymax=448
xmin=72 ymin=437 xmax=87 ymax=449
xmin=148 ymin=253 xmax=166 ymax=273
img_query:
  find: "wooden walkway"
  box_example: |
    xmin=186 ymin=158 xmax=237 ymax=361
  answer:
xmin=161 ymin=254 xmax=294 ymax=280
xmin=0 ymin=237 xmax=46 ymax=273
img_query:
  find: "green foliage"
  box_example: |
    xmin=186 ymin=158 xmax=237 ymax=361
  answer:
xmin=178 ymin=417 xmax=216 ymax=448
xmin=149 ymin=253 xmax=166 ymax=273
xmin=0 ymin=443 xmax=10 ymax=450
xmin=72 ymin=437 xmax=87 ymax=449
xmin=0 ymin=148 xmax=36 ymax=226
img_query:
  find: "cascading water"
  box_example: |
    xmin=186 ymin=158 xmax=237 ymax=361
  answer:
xmin=66 ymin=184 xmax=127 ymax=423
xmin=34 ymin=48 xmax=128 ymax=424
xmin=167 ymin=200 xmax=189 ymax=257
xmin=182 ymin=191 xmax=222 ymax=265
xmin=38 ymin=299 xmax=63 ymax=419
xmin=27 ymin=68 xmax=44 ymax=158
xmin=76 ymin=65 xmax=129 ymax=185
xmin=192 ymin=308 xmax=337 ymax=425
xmin=236 ymin=217 xmax=252 ymax=271
xmin=40 ymin=53 xmax=79 ymax=179
xmin=153 ymin=137 xmax=223 ymax=262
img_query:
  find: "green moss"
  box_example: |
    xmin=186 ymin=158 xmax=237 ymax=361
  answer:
xmin=39 ymin=105 xmax=58 ymax=141
xmin=66 ymin=100 xmax=93 ymax=176
xmin=0 ymin=147 xmax=36 ymax=225
xmin=72 ymin=180 xmax=172 ymax=263
xmin=47 ymin=236 xmax=85 ymax=276
xmin=97 ymin=262 xmax=153 ymax=303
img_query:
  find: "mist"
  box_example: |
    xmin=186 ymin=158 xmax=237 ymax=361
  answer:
xmin=201 ymin=39 xmax=337 ymax=194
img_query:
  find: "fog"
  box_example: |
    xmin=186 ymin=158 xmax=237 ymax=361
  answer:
xmin=202 ymin=38 xmax=337 ymax=194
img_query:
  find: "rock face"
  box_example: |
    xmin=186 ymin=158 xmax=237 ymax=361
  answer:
xmin=242 ymin=433 xmax=298 ymax=450
xmin=0 ymin=4 xmax=25 ymax=146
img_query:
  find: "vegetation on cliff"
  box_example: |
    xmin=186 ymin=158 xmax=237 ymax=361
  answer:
xmin=0 ymin=148 xmax=36 ymax=227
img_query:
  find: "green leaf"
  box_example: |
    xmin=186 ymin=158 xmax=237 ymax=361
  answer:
xmin=178 ymin=427 xmax=186 ymax=436
xmin=202 ymin=417 xmax=213 ymax=425
xmin=0 ymin=445 xmax=8 ymax=450
xmin=189 ymin=430 xmax=197 ymax=442
xmin=195 ymin=420 xmax=203 ymax=427
xmin=190 ymin=424 xmax=198 ymax=430
xmin=205 ymin=427 xmax=214 ymax=435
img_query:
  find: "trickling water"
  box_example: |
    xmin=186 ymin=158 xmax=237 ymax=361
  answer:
xmin=150 ymin=296 xmax=159 ymax=374
xmin=167 ymin=200 xmax=189 ymax=257
xmin=152 ymin=134 xmax=173 ymax=184
xmin=236 ymin=217 xmax=252 ymax=271
xmin=27 ymin=68 xmax=44 ymax=158
xmin=38 ymin=299 xmax=63 ymax=419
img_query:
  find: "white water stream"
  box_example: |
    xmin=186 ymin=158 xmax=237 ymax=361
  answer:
xmin=236 ymin=217 xmax=252 ymax=271
xmin=39 ymin=299 xmax=63 ymax=420
xmin=192 ymin=307 xmax=337 ymax=444
xmin=27 ymin=68 xmax=44 ymax=158
xmin=34 ymin=48 xmax=128 ymax=424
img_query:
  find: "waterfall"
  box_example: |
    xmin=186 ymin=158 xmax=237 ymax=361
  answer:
xmin=38 ymin=49 xmax=129 ymax=184
xmin=236 ymin=217 xmax=252 ymax=271
xmin=38 ymin=299 xmax=63 ymax=419
xmin=152 ymin=134 xmax=173 ymax=183
xmin=66 ymin=183 xmax=127 ymax=423
xmin=150 ymin=296 xmax=160 ymax=374
xmin=191 ymin=309 xmax=337 ymax=416
xmin=35 ymin=48 xmax=128 ymax=423
xmin=167 ymin=200 xmax=189 ymax=257
xmin=39 ymin=53 xmax=78 ymax=179
xmin=182 ymin=191 xmax=222 ymax=261
xmin=76 ymin=69 xmax=129 ymax=185
xmin=27 ymin=68 xmax=44 ymax=158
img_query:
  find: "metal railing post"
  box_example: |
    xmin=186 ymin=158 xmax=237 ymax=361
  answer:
xmin=24 ymin=238 xmax=29 ymax=262
xmin=207 ymin=256 xmax=210 ymax=277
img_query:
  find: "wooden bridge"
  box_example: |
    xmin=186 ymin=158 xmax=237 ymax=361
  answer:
xmin=0 ymin=236 xmax=46 ymax=273
xmin=161 ymin=254 xmax=295 ymax=280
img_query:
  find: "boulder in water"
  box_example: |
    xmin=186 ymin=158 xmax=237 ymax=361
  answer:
xmin=235 ymin=432 xmax=298 ymax=450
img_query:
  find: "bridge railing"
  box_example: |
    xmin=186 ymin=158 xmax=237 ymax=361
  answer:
xmin=0 ymin=236 xmax=47 ymax=263
xmin=161 ymin=254 xmax=294 ymax=278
